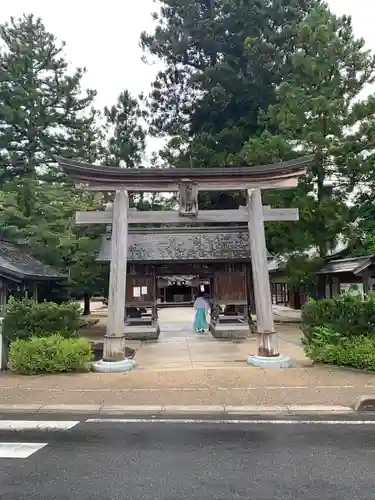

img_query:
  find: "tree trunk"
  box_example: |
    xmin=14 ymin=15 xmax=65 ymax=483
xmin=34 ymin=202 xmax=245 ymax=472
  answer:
xmin=83 ymin=292 xmax=91 ymax=316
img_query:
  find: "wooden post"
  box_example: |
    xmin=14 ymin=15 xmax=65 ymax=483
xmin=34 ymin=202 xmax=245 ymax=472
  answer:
xmin=0 ymin=280 xmax=7 ymax=313
xmin=247 ymin=188 xmax=279 ymax=357
xmin=152 ymin=265 xmax=158 ymax=322
xmin=362 ymin=269 xmax=370 ymax=296
xmin=32 ymin=283 xmax=38 ymax=303
xmin=104 ymin=190 xmax=128 ymax=361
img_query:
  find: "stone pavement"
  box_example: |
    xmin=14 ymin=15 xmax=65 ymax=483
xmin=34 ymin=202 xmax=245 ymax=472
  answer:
xmin=124 ymin=307 xmax=306 ymax=370
xmin=0 ymin=306 xmax=374 ymax=409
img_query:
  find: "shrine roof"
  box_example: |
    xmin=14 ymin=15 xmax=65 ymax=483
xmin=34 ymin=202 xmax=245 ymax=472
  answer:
xmin=57 ymin=156 xmax=313 ymax=191
xmin=0 ymin=240 xmax=66 ymax=282
xmin=97 ymin=227 xmax=272 ymax=263
xmin=316 ymin=255 xmax=375 ymax=275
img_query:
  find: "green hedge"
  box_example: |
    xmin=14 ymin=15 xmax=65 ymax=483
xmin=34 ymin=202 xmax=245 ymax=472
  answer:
xmin=304 ymin=327 xmax=375 ymax=371
xmin=3 ymin=297 xmax=82 ymax=342
xmin=8 ymin=335 xmax=93 ymax=375
xmin=301 ymin=293 xmax=375 ymax=341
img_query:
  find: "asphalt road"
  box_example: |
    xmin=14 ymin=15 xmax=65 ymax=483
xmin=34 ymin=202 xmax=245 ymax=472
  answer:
xmin=1 ymin=416 xmax=375 ymax=499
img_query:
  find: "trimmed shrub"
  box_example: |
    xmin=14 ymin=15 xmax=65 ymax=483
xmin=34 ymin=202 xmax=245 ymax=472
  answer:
xmin=3 ymin=297 xmax=82 ymax=342
xmin=8 ymin=335 xmax=93 ymax=375
xmin=301 ymin=293 xmax=375 ymax=341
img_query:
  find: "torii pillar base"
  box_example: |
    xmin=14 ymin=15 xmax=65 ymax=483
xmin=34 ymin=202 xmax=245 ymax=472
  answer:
xmin=92 ymin=358 xmax=136 ymax=373
xmin=247 ymin=354 xmax=291 ymax=369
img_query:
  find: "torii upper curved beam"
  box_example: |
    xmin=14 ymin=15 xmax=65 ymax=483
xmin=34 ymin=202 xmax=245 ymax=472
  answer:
xmin=56 ymin=156 xmax=313 ymax=192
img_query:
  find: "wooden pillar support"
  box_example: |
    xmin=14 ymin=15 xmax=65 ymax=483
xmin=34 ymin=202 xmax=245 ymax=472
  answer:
xmin=0 ymin=280 xmax=7 ymax=313
xmin=104 ymin=190 xmax=128 ymax=361
xmin=247 ymin=188 xmax=279 ymax=357
xmin=32 ymin=283 xmax=38 ymax=303
xmin=362 ymin=269 xmax=370 ymax=296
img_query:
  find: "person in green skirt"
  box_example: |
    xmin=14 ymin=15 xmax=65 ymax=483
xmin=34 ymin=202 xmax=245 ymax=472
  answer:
xmin=193 ymin=292 xmax=210 ymax=333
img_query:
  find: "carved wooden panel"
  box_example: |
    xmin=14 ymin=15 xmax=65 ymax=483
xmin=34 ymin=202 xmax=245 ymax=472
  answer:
xmin=99 ymin=230 xmax=254 ymax=262
xmin=126 ymin=275 xmax=155 ymax=303
xmin=214 ymin=272 xmax=246 ymax=302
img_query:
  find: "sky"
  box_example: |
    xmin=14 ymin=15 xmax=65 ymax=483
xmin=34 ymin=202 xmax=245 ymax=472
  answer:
xmin=0 ymin=0 xmax=373 ymax=154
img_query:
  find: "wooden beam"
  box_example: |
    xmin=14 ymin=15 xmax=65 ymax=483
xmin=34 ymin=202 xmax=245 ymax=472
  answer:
xmin=75 ymin=207 xmax=299 ymax=225
xmin=57 ymin=155 xmax=313 ymax=192
xmin=72 ymin=176 xmax=300 ymax=192
xmin=264 ymin=207 xmax=299 ymax=221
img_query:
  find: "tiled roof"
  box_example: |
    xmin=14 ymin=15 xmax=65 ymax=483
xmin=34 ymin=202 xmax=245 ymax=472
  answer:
xmin=0 ymin=241 xmax=65 ymax=281
xmin=97 ymin=227 xmax=272 ymax=262
xmin=317 ymin=256 xmax=374 ymax=275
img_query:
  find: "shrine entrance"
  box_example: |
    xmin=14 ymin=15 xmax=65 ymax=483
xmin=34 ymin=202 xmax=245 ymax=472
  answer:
xmin=158 ymin=277 xmax=194 ymax=305
xmin=154 ymin=263 xmax=213 ymax=307
xmin=156 ymin=274 xmax=211 ymax=306
xmin=57 ymin=155 xmax=313 ymax=372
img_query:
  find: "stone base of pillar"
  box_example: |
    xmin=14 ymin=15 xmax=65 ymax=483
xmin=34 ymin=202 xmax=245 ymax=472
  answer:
xmin=247 ymin=355 xmax=291 ymax=369
xmin=92 ymin=358 xmax=136 ymax=373
xmin=103 ymin=334 xmax=126 ymax=362
xmin=91 ymin=334 xmax=136 ymax=372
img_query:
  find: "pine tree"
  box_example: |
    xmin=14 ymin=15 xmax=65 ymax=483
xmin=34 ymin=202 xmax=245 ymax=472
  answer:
xmin=141 ymin=0 xmax=319 ymax=169
xmin=241 ymin=4 xmax=375 ymax=264
xmin=104 ymin=90 xmax=147 ymax=169
xmin=0 ymin=14 xmax=96 ymax=216
xmin=0 ymin=14 xmax=106 ymax=309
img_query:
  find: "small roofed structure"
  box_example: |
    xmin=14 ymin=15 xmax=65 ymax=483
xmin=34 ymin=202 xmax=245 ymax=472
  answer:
xmin=316 ymin=255 xmax=375 ymax=298
xmin=0 ymin=240 xmax=65 ymax=309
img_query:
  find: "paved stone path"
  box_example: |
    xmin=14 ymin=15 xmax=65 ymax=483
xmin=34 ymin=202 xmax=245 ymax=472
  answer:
xmin=127 ymin=307 xmax=307 ymax=370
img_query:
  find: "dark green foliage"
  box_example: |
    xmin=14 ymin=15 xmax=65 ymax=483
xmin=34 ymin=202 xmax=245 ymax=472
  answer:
xmin=303 ymin=297 xmax=375 ymax=371
xmin=8 ymin=335 xmax=93 ymax=375
xmin=242 ymin=4 xmax=375 ymax=260
xmin=301 ymin=294 xmax=375 ymax=342
xmin=142 ymin=0 xmax=375 ymax=293
xmin=0 ymin=14 xmax=96 ymax=185
xmin=104 ymin=90 xmax=147 ymax=169
xmin=3 ymin=297 xmax=82 ymax=342
xmin=0 ymin=14 xmax=106 ymax=306
xmin=142 ymin=0 xmax=318 ymax=168
xmin=304 ymin=328 xmax=375 ymax=371
xmin=284 ymin=255 xmax=323 ymax=292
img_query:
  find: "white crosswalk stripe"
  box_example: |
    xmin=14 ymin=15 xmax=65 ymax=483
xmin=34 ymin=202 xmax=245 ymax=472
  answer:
xmin=0 ymin=420 xmax=79 ymax=431
xmin=0 ymin=442 xmax=47 ymax=458
xmin=0 ymin=420 xmax=80 ymax=459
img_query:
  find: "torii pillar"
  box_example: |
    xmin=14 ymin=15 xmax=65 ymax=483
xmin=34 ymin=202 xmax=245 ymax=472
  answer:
xmin=92 ymin=190 xmax=135 ymax=373
xmin=247 ymin=188 xmax=290 ymax=368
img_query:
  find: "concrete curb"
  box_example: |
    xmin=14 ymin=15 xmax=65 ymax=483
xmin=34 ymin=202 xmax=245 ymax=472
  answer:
xmin=0 ymin=404 xmax=355 ymax=416
xmin=353 ymin=395 xmax=375 ymax=412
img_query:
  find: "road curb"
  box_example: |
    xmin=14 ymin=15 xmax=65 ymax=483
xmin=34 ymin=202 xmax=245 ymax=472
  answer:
xmin=0 ymin=404 xmax=356 ymax=416
xmin=353 ymin=395 xmax=375 ymax=412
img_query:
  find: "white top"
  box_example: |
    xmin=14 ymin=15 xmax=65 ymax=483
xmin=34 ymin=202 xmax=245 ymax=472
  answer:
xmin=194 ymin=297 xmax=209 ymax=311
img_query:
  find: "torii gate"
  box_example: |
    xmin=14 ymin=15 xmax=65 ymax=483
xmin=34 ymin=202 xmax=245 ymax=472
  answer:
xmin=57 ymin=156 xmax=313 ymax=372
